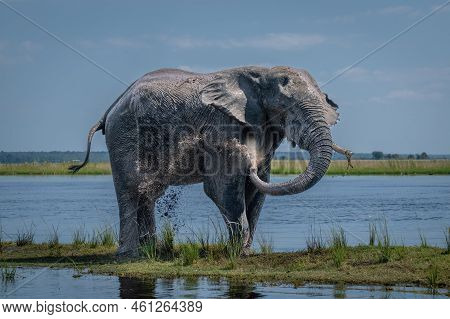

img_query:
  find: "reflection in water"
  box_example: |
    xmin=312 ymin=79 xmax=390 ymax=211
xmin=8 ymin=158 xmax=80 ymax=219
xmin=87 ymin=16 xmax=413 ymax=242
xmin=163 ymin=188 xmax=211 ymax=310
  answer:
xmin=227 ymin=281 xmax=263 ymax=299
xmin=118 ymin=277 xmax=264 ymax=299
xmin=1 ymin=268 xmax=448 ymax=299
xmin=333 ymin=283 xmax=346 ymax=299
xmin=119 ymin=277 xmax=156 ymax=299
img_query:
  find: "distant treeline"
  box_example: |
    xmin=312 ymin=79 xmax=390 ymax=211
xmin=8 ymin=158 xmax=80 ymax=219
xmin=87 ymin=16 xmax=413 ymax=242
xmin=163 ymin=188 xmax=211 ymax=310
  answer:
xmin=273 ymin=151 xmax=450 ymax=160
xmin=0 ymin=151 xmax=449 ymax=163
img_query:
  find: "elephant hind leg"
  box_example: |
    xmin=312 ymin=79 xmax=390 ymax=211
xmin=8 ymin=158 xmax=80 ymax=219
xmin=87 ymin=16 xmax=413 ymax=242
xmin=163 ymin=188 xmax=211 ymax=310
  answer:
xmin=109 ymin=147 xmax=167 ymax=256
xmin=137 ymin=181 xmax=167 ymax=245
xmin=114 ymin=178 xmax=167 ymax=257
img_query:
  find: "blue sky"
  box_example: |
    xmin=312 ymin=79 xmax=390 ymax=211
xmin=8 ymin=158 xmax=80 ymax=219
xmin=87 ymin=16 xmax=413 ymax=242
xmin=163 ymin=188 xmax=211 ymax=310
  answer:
xmin=0 ymin=0 xmax=449 ymax=153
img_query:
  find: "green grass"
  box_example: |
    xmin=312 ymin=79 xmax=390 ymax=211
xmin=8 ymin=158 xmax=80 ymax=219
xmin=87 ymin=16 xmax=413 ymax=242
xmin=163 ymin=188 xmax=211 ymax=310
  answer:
xmin=140 ymin=239 xmax=157 ymax=260
xmin=72 ymin=226 xmax=87 ymax=247
xmin=427 ymin=264 xmax=439 ymax=292
xmin=159 ymin=222 xmax=175 ymax=261
xmin=178 ymin=242 xmax=200 ymax=266
xmin=88 ymin=230 xmax=100 ymax=248
xmin=419 ymin=232 xmax=428 ymax=248
xmin=1 ymin=242 xmax=448 ymax=288
xmin=0 ymin=162 xmax=111 ymax=175
xmin=47 ymin=226 xmax=60 ymax=248
xmin=1 ymin=222 xmax=449 ymax=288
xmin=306 ymin=225 xmax=325 ymax=253
xmin=15 ymin=225 xmax=35 ymax=247
xmin=376 ymin=219 xmax=392 ymax=263
xmin=329 ymin=226 xmax=347 ymax=268
xmin=331 ymin=246 xmax=346 ymax=268
xmin=330 ymin=226 xmax=347 ymax=248
xmin=1 ymin=160 xmax=450 ymax=176
xmin=272 ymin=159 xmax=450 ymax=175
xmin=369 ymin=223 xmax=376 ymax=246
xmin=445 ymin=227 xmax=450 ymax=254
xmin=257 ymin=234 xmax=274 ymax=255
xmin=98 ymin=227 xmax=117 ymax=247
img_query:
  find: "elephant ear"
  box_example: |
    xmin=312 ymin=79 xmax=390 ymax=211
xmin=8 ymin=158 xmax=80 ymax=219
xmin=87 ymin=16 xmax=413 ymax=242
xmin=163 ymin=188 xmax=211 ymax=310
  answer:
xmin=323 ymin=93 xmax=339 ymax=126
xmin=200 ymin=74 xmax=263 ymax=126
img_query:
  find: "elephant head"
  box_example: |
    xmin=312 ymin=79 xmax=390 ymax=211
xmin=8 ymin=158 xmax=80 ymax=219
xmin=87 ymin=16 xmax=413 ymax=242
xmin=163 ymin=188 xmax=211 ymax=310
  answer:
xmin=201 ymin=66 xmax=338 ymax=196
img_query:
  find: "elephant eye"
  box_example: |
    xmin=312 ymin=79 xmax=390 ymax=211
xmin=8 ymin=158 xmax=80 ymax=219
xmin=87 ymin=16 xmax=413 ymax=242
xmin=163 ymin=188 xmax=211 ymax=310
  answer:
xmin=280 ymin=77 xmax=289 ymax=86
xmin=325 ymin=93 xmax=339 ymax=109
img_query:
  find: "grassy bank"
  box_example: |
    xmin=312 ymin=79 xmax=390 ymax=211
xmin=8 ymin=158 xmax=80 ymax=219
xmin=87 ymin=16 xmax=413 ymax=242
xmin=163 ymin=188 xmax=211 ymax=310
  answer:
xmin=2 ymin=222 xmax=449 ymax=289
xmin=271 ymin=159 xmax=450 ymax=175
xmin=0 ymin=162 xmax=111 ymax=175
xmin=1 ymin=160 xmax=450 ymax=176
xmin=1 ymin=242 xmax=448 ymax=288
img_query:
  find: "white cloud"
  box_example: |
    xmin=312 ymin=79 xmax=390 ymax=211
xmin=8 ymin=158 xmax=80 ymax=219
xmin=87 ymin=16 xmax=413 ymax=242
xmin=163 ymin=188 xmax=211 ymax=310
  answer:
xmin=334 ymin=66 xmax=449 ymax=104
xmin=315 ymin=15 xmax=356 ymax=24
xmin=378 ymin=5 xmax=420 ymax=16
xmin=79 ymin=33 xmax=325 ymax=51
xmin=162 ymin=33 xmax=326 ymax=50
xmin=104 ymin=37 xmax=150 ymax=49
xmin=386 ymin=89 xmax=433 ymax=100
xmin=78 ymin=36 xmax=154 ymax=49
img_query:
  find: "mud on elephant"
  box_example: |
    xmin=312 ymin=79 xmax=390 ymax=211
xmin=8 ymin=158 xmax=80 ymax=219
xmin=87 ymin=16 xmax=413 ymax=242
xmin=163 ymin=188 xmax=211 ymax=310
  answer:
xmin=70 ymin=66 xmax=352 ymax=256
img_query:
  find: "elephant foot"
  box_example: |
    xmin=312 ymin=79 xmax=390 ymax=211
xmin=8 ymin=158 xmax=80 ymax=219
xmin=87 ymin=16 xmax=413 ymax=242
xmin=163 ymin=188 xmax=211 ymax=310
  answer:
xmin=241 ymin=246 xmax=253 ymax=256
xmin=116 ymin=244 xmax=139 ymax=259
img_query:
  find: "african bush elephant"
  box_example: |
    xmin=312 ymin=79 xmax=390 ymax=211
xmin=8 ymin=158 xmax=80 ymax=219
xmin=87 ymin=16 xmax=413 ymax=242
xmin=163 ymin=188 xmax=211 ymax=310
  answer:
xmin=70 ymin=66 xmax=351 ymax=256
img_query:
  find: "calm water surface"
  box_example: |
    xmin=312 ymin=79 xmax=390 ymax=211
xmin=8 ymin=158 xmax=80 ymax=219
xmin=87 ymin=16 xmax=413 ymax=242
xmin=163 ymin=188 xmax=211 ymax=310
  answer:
xmin=0 ymin=175 xmax=449 ymax=249
xmin=1 ymin=268 xmax=447 ymax=299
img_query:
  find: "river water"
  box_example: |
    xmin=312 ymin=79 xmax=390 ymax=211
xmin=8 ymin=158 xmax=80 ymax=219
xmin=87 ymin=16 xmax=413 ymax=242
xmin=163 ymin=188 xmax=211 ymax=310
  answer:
xmin=0 ymin=175 xmax=449 ymax=298
xmin=1 ymin=268 xmax=447 ymax=299
xmin=0 ymin=175 xmax=449 ymax=249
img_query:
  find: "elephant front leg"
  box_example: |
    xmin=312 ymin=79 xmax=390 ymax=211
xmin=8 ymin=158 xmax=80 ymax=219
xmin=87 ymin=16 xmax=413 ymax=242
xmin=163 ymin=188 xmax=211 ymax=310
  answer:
xmin=244 ymin=160 xmax=270 ymax=250
xmin=203 ymin=175 xmax=250 ymax=251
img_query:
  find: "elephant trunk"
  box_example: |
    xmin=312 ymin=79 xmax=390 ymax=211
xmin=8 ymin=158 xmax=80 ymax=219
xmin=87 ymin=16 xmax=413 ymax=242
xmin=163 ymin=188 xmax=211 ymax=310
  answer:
xmin=249 ymin=120 xmax=333 ymax=196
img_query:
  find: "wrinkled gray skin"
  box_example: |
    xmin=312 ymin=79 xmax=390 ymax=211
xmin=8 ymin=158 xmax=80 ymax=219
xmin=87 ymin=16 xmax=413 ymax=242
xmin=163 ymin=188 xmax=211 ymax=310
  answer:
xmin=71 ymin=66 xmax=340 ymax=257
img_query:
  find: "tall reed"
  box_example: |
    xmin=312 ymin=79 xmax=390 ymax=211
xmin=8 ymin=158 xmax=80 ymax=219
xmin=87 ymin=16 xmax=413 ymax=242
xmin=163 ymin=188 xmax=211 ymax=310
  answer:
xmin=178 ymin=241 xmax=200 ymax=266
xmin=444 ymin=227 xmax=450 ymax=254
xmin=376 ymin=219 xmax=391 ymax=263
xmin=16 ymin=224 xmax=35 ymax=246
xmin=140 ymin=238 xmax=157 ymax=260
xmin=330 ymin=226 xmax=347 ymax=248
xmin=72 ymin=226 xmax=87 ymax=247
xmin=330 ymin=226 xmax=347 ymax=268
xmin=257 ymin=233 xmax=274 ymax=254
xmin=99 ymin=226 xmax=116 ymax=247
xmin=47 ymin=225 xmax=60 ymax=248
xmin=419 ymin=232 xmax=428 ymax=248
xmin=159 ymin=222 xmax=175 ymax=260
xmin=427 ymin=264 xmax=439 ymax=293
xmin=306 ymin=225 xmax=325 ymax=253
xmin=369 ymin=223 xmax=376 ymax=246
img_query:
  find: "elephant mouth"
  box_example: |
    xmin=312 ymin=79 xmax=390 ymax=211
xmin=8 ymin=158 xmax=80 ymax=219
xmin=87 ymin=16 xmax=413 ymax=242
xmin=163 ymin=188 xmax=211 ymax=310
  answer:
xmin=249 ymin=120 xmax=333 ymax=196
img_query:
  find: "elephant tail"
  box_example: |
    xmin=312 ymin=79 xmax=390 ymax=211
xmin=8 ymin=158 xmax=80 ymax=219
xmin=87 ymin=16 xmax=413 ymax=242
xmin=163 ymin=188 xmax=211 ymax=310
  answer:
xmin=68 ymin=120 xmax=104 ymax=174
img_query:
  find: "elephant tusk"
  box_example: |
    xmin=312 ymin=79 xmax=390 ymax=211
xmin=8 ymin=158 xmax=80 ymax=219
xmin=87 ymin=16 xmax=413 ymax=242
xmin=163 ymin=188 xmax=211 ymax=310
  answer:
xmin=332 ymin=143 xmax=353 ymax=169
